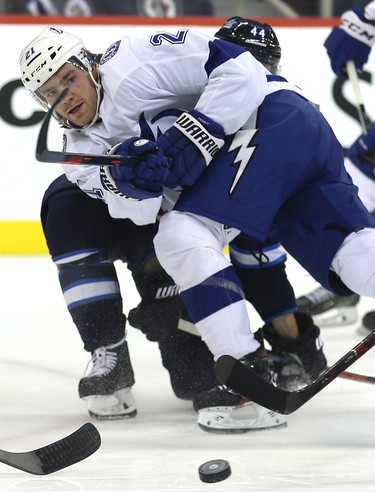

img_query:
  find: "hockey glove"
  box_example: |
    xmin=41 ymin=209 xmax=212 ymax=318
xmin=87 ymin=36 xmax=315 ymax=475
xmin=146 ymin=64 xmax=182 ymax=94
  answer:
xmin=324 ymin=8 xmax=375 ymax=78
xmin=100 ymin=137 xmax=170 ymax=200
xmin=346 ymin=122 xmax=375 ymax=173
xmin=157 ymin=109 xmax=225 ymax=188
xmin=263 ymin=312 xmax=327 ymax=388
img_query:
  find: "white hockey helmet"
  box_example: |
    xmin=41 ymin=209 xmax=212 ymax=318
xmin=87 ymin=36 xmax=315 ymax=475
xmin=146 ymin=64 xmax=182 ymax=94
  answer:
xmin=19 ymin=27 xmax=101 ymax=127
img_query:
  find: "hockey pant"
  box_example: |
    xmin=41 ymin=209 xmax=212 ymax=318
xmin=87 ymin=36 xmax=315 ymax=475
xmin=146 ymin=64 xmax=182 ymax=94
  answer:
xmin=155 ymin=210 xmax=375 ymax=361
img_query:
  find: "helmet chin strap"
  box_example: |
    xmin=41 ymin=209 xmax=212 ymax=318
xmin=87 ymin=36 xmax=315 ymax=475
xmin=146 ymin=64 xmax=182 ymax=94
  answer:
xmin=83 ymin=67 xmax=102 ymax=130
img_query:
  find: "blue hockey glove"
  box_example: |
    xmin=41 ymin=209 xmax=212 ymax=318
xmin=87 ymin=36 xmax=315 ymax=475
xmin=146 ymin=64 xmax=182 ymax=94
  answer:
xmin=157 ymin=109 xmax=225 ymax=188
xmin=324 ymin=8 xmax=375 ymax=78
xmin=100 ymin=137 xmax=170 ymax=200
xmin=346 ymin=122 xmax=375 ymax=176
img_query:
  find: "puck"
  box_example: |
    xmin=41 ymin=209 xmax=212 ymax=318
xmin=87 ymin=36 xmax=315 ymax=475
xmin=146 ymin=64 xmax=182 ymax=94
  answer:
xmin=198 ymin=459 xmax=231 ymax=483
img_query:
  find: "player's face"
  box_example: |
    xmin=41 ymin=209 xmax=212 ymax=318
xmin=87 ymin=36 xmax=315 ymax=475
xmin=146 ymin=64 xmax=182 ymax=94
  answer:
xmin=39 ymin=63 xmax=98 ymax=126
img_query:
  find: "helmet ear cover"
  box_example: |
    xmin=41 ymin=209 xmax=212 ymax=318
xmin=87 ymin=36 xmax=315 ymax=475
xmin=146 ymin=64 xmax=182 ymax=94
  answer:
xmin=215 ymin=17 xmax=281 ymax=73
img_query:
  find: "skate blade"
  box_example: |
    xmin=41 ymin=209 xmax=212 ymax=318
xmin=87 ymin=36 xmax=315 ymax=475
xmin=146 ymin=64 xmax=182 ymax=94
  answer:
xmin=197 ymin=402 xmax=287 ymax=434
xmin=84 ymin=388 xmax=137 ymax=421
xmin=312 ymin=306 xmax=359 ymax=327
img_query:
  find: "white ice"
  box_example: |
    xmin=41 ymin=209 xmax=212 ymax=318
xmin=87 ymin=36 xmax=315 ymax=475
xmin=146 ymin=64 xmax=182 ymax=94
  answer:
xmin=0 ymin=255 xmax=375 ymax=491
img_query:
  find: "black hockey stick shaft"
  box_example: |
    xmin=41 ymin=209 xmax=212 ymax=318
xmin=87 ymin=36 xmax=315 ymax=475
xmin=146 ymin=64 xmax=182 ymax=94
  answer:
xmin=0 ymin=423 xmax=100 ymax=475
xmin=346 ymin=60 xmax=372 ymax=133
xmin=215 ymin=329 xmax=375 ymax=415
xmin=36 ymin=88 xmax=134 ymax=166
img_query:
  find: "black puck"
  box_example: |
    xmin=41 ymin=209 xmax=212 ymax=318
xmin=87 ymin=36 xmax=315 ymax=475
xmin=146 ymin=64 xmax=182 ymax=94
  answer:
xmin=198 ymin=459 xmax=231 ymax=483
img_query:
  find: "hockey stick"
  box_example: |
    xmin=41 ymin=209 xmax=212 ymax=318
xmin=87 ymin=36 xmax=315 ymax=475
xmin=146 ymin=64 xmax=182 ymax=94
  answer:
xmin=346 ymin=59 xmax=372 ymax=133
xmin=215 ymin=329 xmax=375 ymax=415
xmin=0 ymin=423 xmax=100 ymax=475
xmin=36 ymin=88 xmax=133 ymax=166
xmin=337 ymin=369 xmax=375 ymax=385
xmin=345 ymin=60 xmax=375 ymax=165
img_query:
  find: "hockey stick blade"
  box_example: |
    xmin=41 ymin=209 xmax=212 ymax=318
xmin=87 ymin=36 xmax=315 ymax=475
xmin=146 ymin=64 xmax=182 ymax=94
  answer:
xmin=0 ymin=423 xmax=101 ymax=475
xmin=215 ymin=329 xmax=375 ymax=415
xmin=36 ymin=88 xmax=132 ymax=166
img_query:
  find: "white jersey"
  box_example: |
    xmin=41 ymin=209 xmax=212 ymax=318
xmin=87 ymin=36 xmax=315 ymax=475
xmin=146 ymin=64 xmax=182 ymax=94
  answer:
xmin=62 ymin=28 xmax=269 ymax=224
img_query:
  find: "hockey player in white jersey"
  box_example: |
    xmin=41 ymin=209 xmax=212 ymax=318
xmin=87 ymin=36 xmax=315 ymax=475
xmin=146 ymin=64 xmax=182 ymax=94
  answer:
xmin=19 ymin=23 xmax=375 ymax=424
xmin=20 ymin=21 xmax=331 ymax=431
xmin=21 ymin=25 xmax=294 ymax=433
xmin=16 ymin=24 xmax=283 ymax=432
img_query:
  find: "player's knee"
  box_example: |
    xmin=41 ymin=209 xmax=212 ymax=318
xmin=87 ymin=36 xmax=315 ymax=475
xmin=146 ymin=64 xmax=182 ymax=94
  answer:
xmin=332 ymin=227 xmax=375 ymax=296
xmin=155 ymin=212 xmax=231 ymax=289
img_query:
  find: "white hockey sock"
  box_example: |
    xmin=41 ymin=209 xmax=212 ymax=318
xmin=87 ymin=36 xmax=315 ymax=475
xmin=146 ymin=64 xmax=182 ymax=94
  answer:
xmin=196 ymin=299 xmax=260 ymax=361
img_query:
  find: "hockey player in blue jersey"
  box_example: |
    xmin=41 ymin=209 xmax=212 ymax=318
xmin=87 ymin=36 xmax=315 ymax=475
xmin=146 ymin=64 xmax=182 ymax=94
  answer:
xmin=195 ymin=18 xmax=328 ymax=409
xmin=20 ymin=21 xmax=374 ymax=418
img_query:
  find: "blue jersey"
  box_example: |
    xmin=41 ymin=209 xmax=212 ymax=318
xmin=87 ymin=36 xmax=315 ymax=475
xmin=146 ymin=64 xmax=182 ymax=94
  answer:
xmin=175 ymin=88 xmax=375 ymax=291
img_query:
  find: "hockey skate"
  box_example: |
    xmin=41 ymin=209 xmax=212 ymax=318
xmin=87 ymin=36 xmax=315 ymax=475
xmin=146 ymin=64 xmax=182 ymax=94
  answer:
xmin=79 ymin=337 xmax=137 ymax=420
xmin=296 ymin=286 xmax=360 ymax=327
xmin=193 ymin=340 xmax=287 ymax=433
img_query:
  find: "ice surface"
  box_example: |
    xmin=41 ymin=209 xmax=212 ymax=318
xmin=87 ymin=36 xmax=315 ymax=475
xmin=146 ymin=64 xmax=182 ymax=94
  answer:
xmin=0 ymin=256 xmax=375 ymax=491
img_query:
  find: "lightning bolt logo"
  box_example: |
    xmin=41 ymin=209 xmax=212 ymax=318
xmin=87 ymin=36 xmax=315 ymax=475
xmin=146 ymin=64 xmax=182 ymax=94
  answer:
xmin=228 ymin=130 xmax=257 ymax=195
